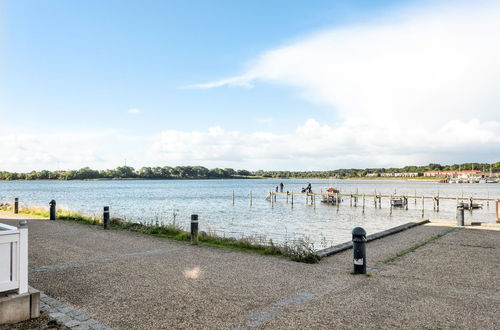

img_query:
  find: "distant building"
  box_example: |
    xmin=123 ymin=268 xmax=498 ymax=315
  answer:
xmin=368 ymin=172 xmax=421 ymax=177
xmin=366 ymin=173 xmax=380 ymax=177
xmin=424 ymin=170 xmax=481 ymax=178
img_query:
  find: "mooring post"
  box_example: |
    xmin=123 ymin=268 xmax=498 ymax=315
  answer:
xmin=415 ymin=190 xmax=417 ymax=205
xmin=291 ymin=192 xmax=294 ymax=208
xmin=457 ymin=203 xmax=464 ymax=226
xmin=286 ymin=192 xmax=289 ymax=203
xmin=421 ymin=196 xmax=425 ymax=218
xmin=336 ymin=193 xmax=340 ymax=211
xmin=390 ymin=195 xmax=393 ymax=216
xmin=362 ymin=194 xmax=365 ymax=213
xmin=103 ymin=206 xmax=110 ymax=230
xmin=232 ymin=190 xmax=235 ymax=205
xmin=436 ymin=196 xmax=440 ymax=212
xmin=496 ymin=199 xmax=500 ymax=223
xmin=191 ymin=214 xmax=198 ymax=244
xmin=313 ymin=194 xmax=316 ymax=209
xmin=350 ymin=195 xmax=353 ymax=207
xmin=14 ymin=197 xmax=19 ymax=214
xmin=271 ymin=192 xmax=274 ymax=207
xmin=379 ymin=196 xmax=382 ymax=209
xmin=487 ymin=192 xmax=489 ymax=207
xmin=352 ymin=227 xmax=367 ymax=274
xmin=49 ymin=200 xmax=56 ymax=220
xmin=469 ymin=197 xmax=473 ymax=213
xmin=250 ymin=191 xmax=253 ymax=207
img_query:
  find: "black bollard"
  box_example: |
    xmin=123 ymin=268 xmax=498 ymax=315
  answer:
xmin=103 ymin=206 xmax=110 ymax=230
xmin=457 ymin=203 xmax=464 ymax=226
xmin=352 ymin=227 xmax=367 ymax=274
xmin=14 ymin=197 xmax=19 ymax=214
xmin=49 ymin=200 xmax=56 ymax=220
xmin=191 ymin=214 xmax=199 ymax=244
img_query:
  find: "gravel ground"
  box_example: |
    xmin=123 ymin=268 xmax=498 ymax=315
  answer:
xmin=1 ymin=211 xmax=498 ymax=329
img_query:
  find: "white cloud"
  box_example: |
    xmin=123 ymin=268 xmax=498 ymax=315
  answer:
xmin=180 ymin=1 xmax=500 ymax=167
xmin=152 ymin=118 xmax=500 ymax=169
xmin=194 ymin=1 xmax=500 ymax=131
xmin=128 ymin=108 xmax=141 ymax=114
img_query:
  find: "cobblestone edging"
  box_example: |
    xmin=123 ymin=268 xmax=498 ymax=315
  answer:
xmin=317 ymin=219 xmax=431 ymax=257
xmin=40 ymin=293 xmax=112 ymax=330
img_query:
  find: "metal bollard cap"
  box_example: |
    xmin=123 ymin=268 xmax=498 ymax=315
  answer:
xmin=49 ymin=200 xmax=56 ymax=206
xmin=191 ymin=214 xmax=198 ymax=221
xmin=18 ymin=220 xmax=28 ymax=228
xmin=352 ymin=226 xmax=366 ymax=237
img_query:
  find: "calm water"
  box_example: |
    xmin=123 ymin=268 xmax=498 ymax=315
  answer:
xmin=1 ymin=179 xmax=498 ymax=247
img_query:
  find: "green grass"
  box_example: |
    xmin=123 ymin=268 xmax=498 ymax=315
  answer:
xmin=383 ymin=228 xmax=457 ymax=264
xmin=0 ymin=203 xmax=321 ymax=263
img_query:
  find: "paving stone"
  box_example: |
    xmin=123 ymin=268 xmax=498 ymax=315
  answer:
xmin=64 ymin=319 xmax=82 ymax=328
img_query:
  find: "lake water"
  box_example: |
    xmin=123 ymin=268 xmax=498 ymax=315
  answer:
xmin=0 ymin=179 xmax=498 ymax=248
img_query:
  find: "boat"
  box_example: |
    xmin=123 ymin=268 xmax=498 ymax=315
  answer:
xmin=460 ymin=202 xmax=483 ymax=210
xmin=391 ymin=198 xmax=404 ymax=207
xmin=321 ymin=187 xmax=341 ymax=204
xmin=485 ymin=179 xmax=498 ymax=183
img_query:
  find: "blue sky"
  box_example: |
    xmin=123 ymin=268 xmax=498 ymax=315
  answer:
xmin=1 ymin=0 xmax=499 ymax=171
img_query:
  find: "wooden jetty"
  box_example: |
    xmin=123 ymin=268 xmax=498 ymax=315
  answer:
xmin=264 ymin=191 xmax=500 ymax=214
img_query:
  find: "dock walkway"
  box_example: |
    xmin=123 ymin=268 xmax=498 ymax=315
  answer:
xmin=1 ymin=210 xmax=499 ymax=329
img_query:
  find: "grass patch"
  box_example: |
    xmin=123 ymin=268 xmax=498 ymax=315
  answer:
xmin=383 ymin=228 xmax=457 ymax=264
xmin=0 ymin=203 xmax=321 ymax=263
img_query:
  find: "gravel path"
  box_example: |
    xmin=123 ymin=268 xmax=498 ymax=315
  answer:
xmin=1 ymin=211 xmax=498 ymax=329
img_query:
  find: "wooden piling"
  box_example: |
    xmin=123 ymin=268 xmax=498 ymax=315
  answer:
xmin=362 ymin=194 xmax=365 ymax=213
xmin=232 ymin=190 xmax=235 ymax=205
xmin=291 ymin=193 xmax=294 ymax=208
xmin=422 ymin=196 xmax=425 ymax=218
xmin=250 ymin=191 xmax=253 ymax=207
xmin=336 ymin=193 xmax=339 ymax=211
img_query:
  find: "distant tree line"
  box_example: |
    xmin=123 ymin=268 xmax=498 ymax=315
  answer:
xmin=0 ymin=162 xmax=498 ymax=181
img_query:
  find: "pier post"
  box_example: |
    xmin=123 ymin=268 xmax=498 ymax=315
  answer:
xmin=190 ymin=214 xmax=199 ymax=245
xmin=469 ymin=197 xmax=473 ymax=213
xmin=336 ymin=193 xmax=339 ymax=211
xmin=415 ymin=190 xmax=417 ymax=205
xmin=232 ymin=191 xmax=235 ymax=205
xmin=14 ymin=197 xmax=19 ymax=214
xmin=313 ymin=194 xmax=316 ymax=209
xmin=103 ymin=206 xmax=110 ymax=230
xmin=350 ymin=195 xmax=352 ymax=207
xmin=457 ymin=203 xmax=464 ymax=226
xmin=250 ymin=191 xmax=253 ymax=207
xmin=49 ymin=200 xmax=56 ymax=220
xmin=271 ymin=192 xmax=274 ymax=208
xmin=352 ymin=227 xmax=367 ymax=274
xmin=390 ymin=196 xmax=393 ymax=216
xmin=291 ymin=193 xmax=294 ymax=208
xmin=421 ymin=196 xmax=425 ymax=218
xmin=436 ymin=197 xmax=440 ymax=212
xmin=496 ymin=199 xmax=499 ymax=223
xmin=379 ymin=196 xmax=382 ymax=209
xmin=286 ymin=192 xmax=288 ymax=203
xmin=362 ymin=194 xmax=365 ymax=213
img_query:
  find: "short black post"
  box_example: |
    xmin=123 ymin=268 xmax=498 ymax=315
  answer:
xmin=457 ymin=203 xmax=464 ymax=226
xmin=352 ymin=227 xmax=367 ymax=274
xmin=103 ymin=206 xmax=110 ymax=230
xmin=14 ymin=197 xmax=19 ymax=214
xmin=49 ymin=200 xmax=56 ymax=220
xmin=191 ymin=214 xmax=199 ymax=244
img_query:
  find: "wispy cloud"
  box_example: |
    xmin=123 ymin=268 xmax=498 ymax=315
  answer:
xmin=193 ymin=1 xmax=500 ymax=127
xmin=128 ymin=108 xmax=141 ymax=114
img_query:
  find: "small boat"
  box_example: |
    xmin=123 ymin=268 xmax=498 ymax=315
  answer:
xmin=322 ymin=187 xmax=341 ymax=204
xmin=460 ymin=202 xmax=483 ymax=210
xmin=391 ymin=198 xmax=404 ymax=207
xmin=485 ymin=179 xmax=498 ymax=183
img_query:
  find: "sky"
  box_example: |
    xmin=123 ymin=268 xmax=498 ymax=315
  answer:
xmin=1 ymin=0 xmax=499 ymax=172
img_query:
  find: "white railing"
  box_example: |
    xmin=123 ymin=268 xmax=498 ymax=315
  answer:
xmin=0 ymin=221 xmax=28 ymax=294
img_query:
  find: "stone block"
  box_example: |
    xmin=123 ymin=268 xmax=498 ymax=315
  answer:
xmin=0 ymin=292 xmax=30 ymax=324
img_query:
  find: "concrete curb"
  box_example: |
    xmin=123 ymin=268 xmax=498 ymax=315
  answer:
xmin=317 ymin=219 xmax=430 ymax=258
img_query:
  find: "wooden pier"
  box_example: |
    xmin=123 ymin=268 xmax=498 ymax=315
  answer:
xmin=264 ymin=191 xmax=500 ymax=216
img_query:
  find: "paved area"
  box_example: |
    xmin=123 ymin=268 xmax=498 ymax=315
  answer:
xmin=1 ymin=211 xmax=499 ymax=329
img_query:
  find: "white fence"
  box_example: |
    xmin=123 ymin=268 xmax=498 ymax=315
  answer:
xmin=0 ymin=222 xmax=28 ymax=294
